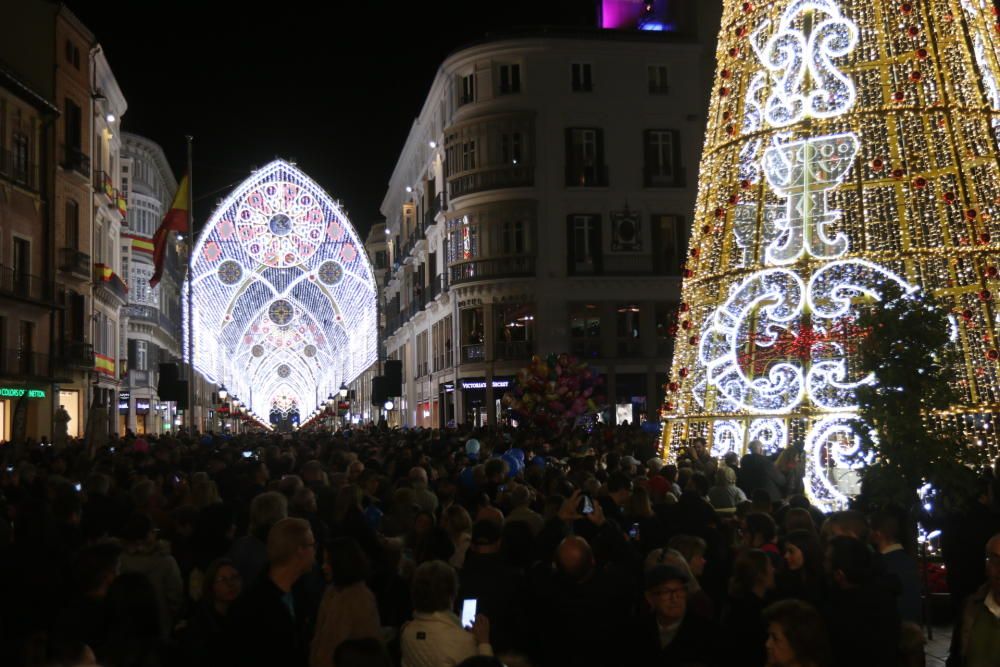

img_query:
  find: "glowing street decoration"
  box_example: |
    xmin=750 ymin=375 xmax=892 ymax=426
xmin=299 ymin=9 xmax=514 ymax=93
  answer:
xmin=660 ymin=0 xmax=1000 ymax=512
xmin=186 ymin=160 xmax=377 ymax=418
xmin=749 ymin=0 xmax=858 ymax=127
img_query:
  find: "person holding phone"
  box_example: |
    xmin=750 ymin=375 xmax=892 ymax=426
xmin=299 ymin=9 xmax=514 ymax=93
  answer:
xmin=401 ymin=560 xmax=492 ymax=667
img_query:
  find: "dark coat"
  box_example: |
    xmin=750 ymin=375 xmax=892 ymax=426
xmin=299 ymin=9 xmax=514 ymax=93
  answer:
xmin=738 ymin=453 xmax=785 ymax=501
xmin=824 ymin=582 xmax=901 ymax=667
xmin=458 ymin=550 xmax=525 ymax=653
xmin=226 ymin=573 xmax=309 ymax=667
xmin=628 ymin=610 xmax=720 ymax=667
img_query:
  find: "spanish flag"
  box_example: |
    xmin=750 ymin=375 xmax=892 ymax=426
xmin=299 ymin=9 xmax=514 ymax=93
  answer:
xmin=150 ymin=174 xmax=189 ymax=288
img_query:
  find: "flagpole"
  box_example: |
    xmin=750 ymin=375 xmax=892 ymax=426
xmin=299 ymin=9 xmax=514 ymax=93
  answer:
xmin=185 ymin=135 xmax=195 ymax=434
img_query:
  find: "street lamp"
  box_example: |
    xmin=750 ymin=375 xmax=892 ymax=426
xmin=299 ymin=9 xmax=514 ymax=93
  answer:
xmin=218 ymin=384 xmax=228 ymax=401
xmin=339 ymin=383 xmax=348 ymax=399
xmin=384 ymin=399 xmax=394 ymax=411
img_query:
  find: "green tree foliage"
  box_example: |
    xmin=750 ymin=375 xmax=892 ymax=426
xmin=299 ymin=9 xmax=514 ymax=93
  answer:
xmin=854 ymin=283 xmax=983 ymax=510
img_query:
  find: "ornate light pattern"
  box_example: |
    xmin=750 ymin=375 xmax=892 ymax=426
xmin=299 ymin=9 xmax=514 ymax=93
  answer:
xmin=185 ymin=160 xmax=377 ymax=418
xmin=663 ymin=0 xmax=1000 ymax=511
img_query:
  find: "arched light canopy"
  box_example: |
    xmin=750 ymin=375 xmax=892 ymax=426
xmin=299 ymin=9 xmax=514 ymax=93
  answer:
xmin=186 ymin=160 xmax=377 ymax=418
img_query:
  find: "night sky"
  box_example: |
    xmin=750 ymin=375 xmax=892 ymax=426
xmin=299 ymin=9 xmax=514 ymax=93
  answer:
xmin=68 ymin=0 xmax=598 ymax=238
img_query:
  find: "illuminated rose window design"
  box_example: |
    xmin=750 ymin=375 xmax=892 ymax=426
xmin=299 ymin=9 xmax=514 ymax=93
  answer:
xmin=187 ymin=160 xmax=377 ymax=418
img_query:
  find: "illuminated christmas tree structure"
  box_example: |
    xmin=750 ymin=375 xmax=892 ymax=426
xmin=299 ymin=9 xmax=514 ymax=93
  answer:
xmin=187 ymin=160 xmax=377 ymax=422
xmin=663 ymin=0 xmax=1000 ymax=510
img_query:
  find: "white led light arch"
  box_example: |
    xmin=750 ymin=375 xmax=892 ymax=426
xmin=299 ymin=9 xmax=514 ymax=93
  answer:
xmin=185 ymin=160 xmax=377 ymax=418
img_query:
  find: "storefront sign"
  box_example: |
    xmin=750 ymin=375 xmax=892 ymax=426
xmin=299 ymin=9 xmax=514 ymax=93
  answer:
xmin=136 ymin=399 xmax=151 ymax=414
xmin=0 ymin=388 xmax=45 ymax=399
xmin=460 ymin=379 xmax=511 ymax=390
xmin=118 ymin=391 xmax=130 ymax=414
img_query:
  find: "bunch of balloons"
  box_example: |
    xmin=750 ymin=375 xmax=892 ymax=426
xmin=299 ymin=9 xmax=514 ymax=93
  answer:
xmin=502 ymin=353 xmax=604 ymax=433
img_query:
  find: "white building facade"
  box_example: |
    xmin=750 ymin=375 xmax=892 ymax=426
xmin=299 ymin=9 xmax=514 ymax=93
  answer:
xmin=119 ymin=132 xmax=180 ymax=435
xmin=381 ymin=28 xmax=713 ymax=428
xmin=90 ymin=49 xmax=128 ymax=436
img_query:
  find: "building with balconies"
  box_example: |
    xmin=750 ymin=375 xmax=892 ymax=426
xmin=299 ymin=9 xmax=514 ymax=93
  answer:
xmin=381 ymin=20 xmax=716 ymax=427
xmin=86 ymin=48 xmax=127 ymax=437
xmin=0 ymin=63 xmax=60 ymax=442
xmin=0 ymin=2 xmax=103 ymax=441
xmin=120 ymin=132 xmax=180 ymax=435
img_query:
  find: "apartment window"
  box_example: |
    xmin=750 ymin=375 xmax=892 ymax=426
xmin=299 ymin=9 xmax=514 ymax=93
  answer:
xmin=617 ymin=304 xmax=642 ymax=356
xmin=565 ymin=128 xmax=606 ymax=187
xmin=64 ymin=98 xmax=82 ymax=150
xmin=12 ymin=132 xmax=28 ymax=182
xmin=18 ymin=321 xmax=34 ymax=374
xmin=571 ymin=63 xmax=593 ymax=92
xmin=655 ymin=303 xmax=677 ymax=357
xmin=416 ymin=332 xmax=429 ymax=378
xmin=13 ymin=238 xmax=30 ymax=295
xmin=644 ymin=129 xmax=682 ymax=186
xmin=461 ymin=140 xmax=477 ymax=171
xmin=651 ymin=214 xmax=687 ymax=275
xmin=65 ymin=39 xmax=80 ymax=68
xmin=569 ymin=303 xmax=601 ymax=359
xmin=501 ymin=133 xmax=523 ymax=165
xmin=648 ymin=65 xmax=669 ymax=94
xmin=374 ymin=250 xmax=388 ymax=269
xmin=566 ymin=215 xmax=602 ymax=275
xmin=499 ymin=64 xmax=521 ymax=94
xmin=136 ymin=340 xmax=148 ymax=371
xmin=500 ymin=220 xmax=525 ymax=255
xmin=494 ymin=303 xmax=534 ymax=360
xmin=460 ymin=73 xmax=476 ymax=105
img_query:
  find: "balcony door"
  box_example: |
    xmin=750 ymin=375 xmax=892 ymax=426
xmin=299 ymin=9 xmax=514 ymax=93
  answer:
xmin=13 ymin=237 xmax=30 ymax=295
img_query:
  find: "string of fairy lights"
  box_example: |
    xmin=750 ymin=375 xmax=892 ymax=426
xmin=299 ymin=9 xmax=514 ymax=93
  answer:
xmin=185 ymin=160 xmax=378 ymax=419
xmin=663 ymin=0 xmax=1000 ymax=511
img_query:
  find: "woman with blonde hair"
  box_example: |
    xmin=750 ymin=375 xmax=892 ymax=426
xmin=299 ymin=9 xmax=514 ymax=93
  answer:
xmin=708 ymin=465 xmax=747 ymax=509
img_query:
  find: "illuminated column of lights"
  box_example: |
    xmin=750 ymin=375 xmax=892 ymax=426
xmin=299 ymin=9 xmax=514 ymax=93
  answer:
xmin=663 ymin=0 xmax=1000 ymax=511
xmin=185 ymin=160 xmax=378 ymax=418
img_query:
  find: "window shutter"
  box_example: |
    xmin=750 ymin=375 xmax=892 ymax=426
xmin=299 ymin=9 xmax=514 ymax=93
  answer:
xmin=592 ymin=216 xmax=604 ymax=274
xmin=565 ymin=129 xmax=575 ymax=185
xmin=595 ymin=129 xmax=606 ymax=185
xmin=566 ymin=216 xmax=576 ymax=275
xmin=671 ymin=130 xmax=683 ymax=186
xmin=127 ymin=339 xmax=137 ymax=370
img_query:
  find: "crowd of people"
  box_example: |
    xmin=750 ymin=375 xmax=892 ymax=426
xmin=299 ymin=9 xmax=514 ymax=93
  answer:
xmin=0 ymin=424 xmax=998 ymax=667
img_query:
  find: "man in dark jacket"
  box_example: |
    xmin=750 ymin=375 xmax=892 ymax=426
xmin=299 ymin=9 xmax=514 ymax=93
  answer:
xmin=738 ymin=440 xmax=785 ymax=502
xmin=630 ymin=564 xmax=718 ymax=667
xmin=227 ymin=517 xmax=316 ymax=667
xmin=824 ymin=536 xmax=901 ymax=667
xmin=458 ymin=520 xmax=524 ymax=653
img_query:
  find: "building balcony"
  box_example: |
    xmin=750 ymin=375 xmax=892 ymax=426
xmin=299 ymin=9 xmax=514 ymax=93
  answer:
xmin=427 ymin=273 xmax=447 ymax=303
xmin=0 ymin=148 xmax=39 ymax=192
xmin=423 ymin=193 xmax=446 ymax=232
xmin=116 ymin=192 xmax=128 ymax=221
xmin=494 ymin=340 xmax=533 ymax=361
xmin=56 ymin=341 xmax=94 ymax=371
xmin=59 ymin=248 xmax=91 ymax=279
xmin=449 ymin=256 xmax=535 ymax=286
xmin=93 ymin=263 xmax=128 ymax=304
xmin=93 ymin=170 xmax=114 ymax=200
xmin=127 ymin=304 xmax=180 ymax=337
xmin=462 ymin=344 xmax=485 ymax=363
xmin=0 ymin=348 xmax=52 ymax=379
xmin=0 ymin=264 xmax=51 ymax=306
xmin=448 ymin=164 xmax=534 ymax=199
xmin=127 ymin=369 xmax=153 ymax=389
xmin=61 ymin=144 xmax=90 ymax=178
